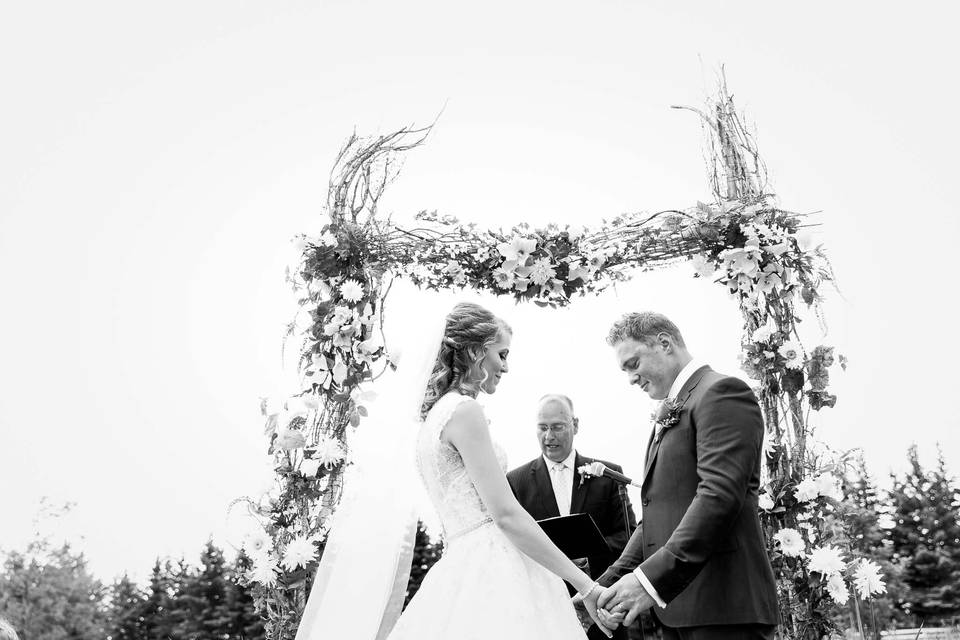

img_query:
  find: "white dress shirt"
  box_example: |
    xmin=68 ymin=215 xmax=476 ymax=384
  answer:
xmin=633 ymin=358 xmax=705 ymax=609
xmin=543 ymin=449 xmax=577 ymax=516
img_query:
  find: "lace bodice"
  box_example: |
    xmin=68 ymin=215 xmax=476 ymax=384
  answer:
xmin=416 ymin=393 xmax=507 ymax=542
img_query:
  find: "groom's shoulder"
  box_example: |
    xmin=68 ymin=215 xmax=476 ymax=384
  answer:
xmin=696 ymin=368 xmax=760 ymax=404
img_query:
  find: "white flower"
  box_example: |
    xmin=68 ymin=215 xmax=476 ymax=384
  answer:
xmin=778 ymin=340 xmax=804 ymax=370
xmin=443 ymin=259 xmax=464 ymax=278
xmin=808 ymin=545 xmax=846 ymax=577
xmin=318 ymin=231 xmax=337 ymax=247
xmin=773 ymin=528 xmax=805 ymax=558
xmin=528 ymin=258 xmax=556 ymax=285
xmin=826 ymin=572 xmax=849 ymax=604
xmin=291 ymin=235 xmax=309 ymax=253
xmin=720 ymin=246 xmax=761 ymax=278
xmin=691 ymin=254 xmax=717 ymax=278
xmin=492 ymin=267 xmax=516 ymax=290
xmin=496 ymin=237 xmax=537 ymax=262
xmin=752 ymin=324 xmax=775 ymax=344
xmin=814 ymin=473 xmax=844 ymax=502
xmin=339 ymin=279 xmax=364 ymax=303
xmin=566 ymin=264 xmax=593 ymax=283
xmin=247 ymin=559 xmax=279 ymax=587
xmin=795 ymin=477 xmax=820 ymax=503
xmin=281 ymin=535 xmax=317 ymax=571
xmin=313 ymin=436 xmax=345 ymax=468
xmin=243 ymin=529 xmax=273 ymax=561
xmin=853 ymin=560 xmax=886 ymax=598
xmin=332 ymin=358 xmax=348 ymax=385
xmin=513 ymin=277 xmax=531 ymax=293
xmin=300 ymin=458 xmax=321 ymax=478
xmin=275 ymin=428 xmax=306 ymax=451
xmin=877 ymin=513 xmax=896 ymax=530
xmin=758 ymin=493 xmax=775 ymax=511
xmin=565 ymin=225 xmax=585 ymax=240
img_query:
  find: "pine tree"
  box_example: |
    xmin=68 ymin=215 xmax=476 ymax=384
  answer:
xmin=0 ymin=541 xmax=107 ymax=640
xmin=842 ymin=455 xmax=907 ymax=632
xmin=171 ymin=542 xmax=233 ymax=640
xmin=404 ymin=521 xmax=443 ymax=609
xmin=889 ymin=444 xmax=960 ymax=624
xmin=139 ymin=560 xmax=175 ymax=640
xmin=220 ymin=551 xmax=265 ymax=640
xmin=106 ymin=574 xmax=148 ymax=640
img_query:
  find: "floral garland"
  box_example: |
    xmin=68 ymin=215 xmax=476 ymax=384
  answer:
xmin=236 ymin=87 xmax=883 ymax=640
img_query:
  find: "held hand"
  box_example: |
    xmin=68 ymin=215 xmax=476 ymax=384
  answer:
xmin=596 ymin=573 xmax=656 ymax=626
xmin=597 ymin=606 xmax=626 ymax=629
xmin=580 ymin=586 xmax=616 ymax=638
xmin=570 ymin=593 xmax=594 ymax=632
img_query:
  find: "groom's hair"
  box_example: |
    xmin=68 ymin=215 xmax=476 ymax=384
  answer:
xmin=607 ymin=312 xmax=686 ymax=348
xmin=0 ymin=618 xmax=19 ymax=640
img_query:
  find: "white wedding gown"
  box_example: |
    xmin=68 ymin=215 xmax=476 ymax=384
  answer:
xmin=386 ymin=392 xmax=587 ymax=639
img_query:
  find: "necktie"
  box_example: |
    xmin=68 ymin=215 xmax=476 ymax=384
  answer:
xmin=550 ymin=463 xmax=570 ymax=516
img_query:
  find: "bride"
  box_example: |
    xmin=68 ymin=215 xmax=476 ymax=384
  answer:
xmin=295 ymin=302 xmax=611 ymax=639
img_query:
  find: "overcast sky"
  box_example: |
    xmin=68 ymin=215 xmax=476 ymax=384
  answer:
xmin=2 ymin=1 xmax=958 ymax=581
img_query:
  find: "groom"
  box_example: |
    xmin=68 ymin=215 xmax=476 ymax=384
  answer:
xmin=596 ymin=312 xmax=779 ymax=640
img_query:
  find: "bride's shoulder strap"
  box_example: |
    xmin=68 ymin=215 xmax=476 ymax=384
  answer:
xmin=432 ymin=393 xmax=481 ymax=433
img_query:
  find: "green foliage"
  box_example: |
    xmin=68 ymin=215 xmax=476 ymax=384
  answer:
xmin=0 ymin=541 xmax=107 ymax=640
xmin=106 ymin=574 xmax=148 ymax=640
xmin=403 ymin=522 xmax=443 ymax=609
xmin=0 ymin=538 xmax=264 ymax=640
xmin=888 ymin=445 xmax=960 ymax=626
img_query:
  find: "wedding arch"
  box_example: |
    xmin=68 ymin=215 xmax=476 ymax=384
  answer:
xmin=239 ymin=80 xmax=883 ymax=640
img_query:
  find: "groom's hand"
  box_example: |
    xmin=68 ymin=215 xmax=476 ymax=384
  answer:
xmin=597 ymin=574 xmax=656 ymax=626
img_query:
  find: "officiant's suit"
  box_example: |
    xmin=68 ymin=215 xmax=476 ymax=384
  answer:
xmin=599 ymin=364 xmax=779 ymax=639
xmin=508 ymin=452 xmax=637 ymax=640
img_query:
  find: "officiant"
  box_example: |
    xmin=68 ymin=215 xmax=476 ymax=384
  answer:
xmin=507 ymin=394 xmax=637 ymax=640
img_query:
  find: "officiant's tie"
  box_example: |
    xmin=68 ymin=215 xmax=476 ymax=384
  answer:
xmin=550 ymin=463 xmax=571 ymax=516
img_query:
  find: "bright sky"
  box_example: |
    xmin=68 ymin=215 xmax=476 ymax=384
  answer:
xmin=2 ymin=1 xmax=958 ymax=582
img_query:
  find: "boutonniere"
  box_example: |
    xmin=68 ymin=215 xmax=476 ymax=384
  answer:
xmin=577 ymin=462 xmax=599 ymax=487
xmin=653 ymin=397 xmax=685 ymax=442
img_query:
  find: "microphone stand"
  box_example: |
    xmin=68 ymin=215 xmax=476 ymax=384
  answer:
xmin=617 ymin=483 xmax=633 ymax=537
xmin=614 ymin=479 xmax=644 ymax=640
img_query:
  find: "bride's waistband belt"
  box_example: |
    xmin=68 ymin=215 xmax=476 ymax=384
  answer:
xmin=446 ymin=515 xmax=494 ymax=541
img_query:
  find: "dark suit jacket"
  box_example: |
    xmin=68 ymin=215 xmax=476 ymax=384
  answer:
xmin=599 ymin=366 xmax=779 ymax=629
xmin=507 ymin=452 xmax=637 ymax=579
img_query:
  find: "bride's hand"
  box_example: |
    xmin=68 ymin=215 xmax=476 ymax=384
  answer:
xmin=576 ymin=584 xmax=615 ymax=638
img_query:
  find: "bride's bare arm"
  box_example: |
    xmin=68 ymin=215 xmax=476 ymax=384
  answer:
xmin=442 ymin=400 xmax=595 ymax=595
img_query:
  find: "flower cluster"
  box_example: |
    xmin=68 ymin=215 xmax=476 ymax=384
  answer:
xmin=397 ymin=214 xmax=622 ymax=308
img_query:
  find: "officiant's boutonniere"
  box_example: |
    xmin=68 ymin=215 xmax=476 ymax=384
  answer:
xmin=577 ymin=463 xmax=597 ymax=487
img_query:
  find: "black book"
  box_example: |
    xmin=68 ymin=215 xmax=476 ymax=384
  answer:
xmin=537 ymin=513 xmax=610 ymax=559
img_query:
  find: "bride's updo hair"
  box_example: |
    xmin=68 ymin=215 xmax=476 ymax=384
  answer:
xmin=420 ymin=302 xmax=511 ymax=419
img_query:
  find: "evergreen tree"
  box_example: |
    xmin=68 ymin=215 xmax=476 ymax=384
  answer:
xmin=0 ymin=541 xmax=107 ymax=640
xmin=888 ymin=444 xmax=960 ymax=624
xmin=106 ymin=574 xmax=148 ymax=640
xmin=221 ymin=551 xmax=264 ymax=640
xmin=139 ymin=560 xmax=175 ymax=640
xmin=169 ymin=543 xmax=233 ymax=640
xmin=842 ymin=455 xmax=907 ymax=633
xmin=404 ymin=521 xmax=443 ymax=609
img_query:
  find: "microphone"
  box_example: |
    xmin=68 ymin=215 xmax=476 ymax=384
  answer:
xmin=583 ymin=462 xmax=642 ymax=489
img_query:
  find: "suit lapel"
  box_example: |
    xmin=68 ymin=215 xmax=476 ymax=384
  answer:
xmin=641 ymin=365 xmax=712 ymax=487
xmin=531 ymin=457 xmax=560 ymax=518
xmin=570 ymin=453 xmax=589 ymax=514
